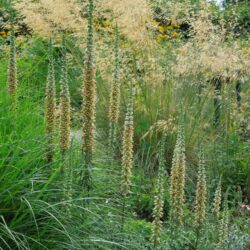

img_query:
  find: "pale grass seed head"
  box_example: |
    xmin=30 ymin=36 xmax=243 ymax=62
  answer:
xmin=171 ymin=1 xmax=250 ymax=83
xmin=14 ymin=0 xmax=86 ymax=37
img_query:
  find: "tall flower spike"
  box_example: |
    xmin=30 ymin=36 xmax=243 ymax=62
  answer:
xmin=59 ymin=45 xmax=71 ymax=156
xmin=7 ymin=22 xmax=17 ymax=95
xmin=120 ymin=85 xmax=134 ymax=197
xmin=45 ymin=39 xmax=56 ymax=163
xmin=169 ymin=112 xmax=186 ymax=224
xmin=212 ymin=177 xmax=222 ymax=218
xmin=81 ymin=0 xmax=96 ymax=189
xmin=194 ymin=147 xmax=207 ymax=228
xmin=108 ymin=24 xmax=121 ymax=159
xmin=218 ymin=194 xmax=229 ymax=249
xmin=151 ymin=135 xmax=166 ymax=247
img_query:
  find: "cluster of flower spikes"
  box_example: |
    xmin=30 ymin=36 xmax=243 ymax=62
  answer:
xmin=108 ymin=24 xmax=121 ymax=159
xmin=194 ymin=147 xmax=207 ymax=228
xmin=45 ymin=39 xmax=56 ymax=163
xmin=151 ymin=135 xmax=166 ymax=247
xmin=120 ymin=85 xmax=134 ymax=197
xmin=81 ymin=0 xmax=96 ymax=189
xmin=169 ymin=113 xmax=186 ymax=224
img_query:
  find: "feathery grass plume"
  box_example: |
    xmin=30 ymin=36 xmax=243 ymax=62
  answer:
xmin=108 ymin=24 xmax=121 ymax=159
xmin=59 ymin=45 xmax=71 ymax=156
xmin=81 ymin=0 xmax=96 ymax=189
xmin=169 ymin=112 xmax=186 ymax=224
xmin=7 ymin=22 xmax=17 ymax=96
xmin=212 ymin=177 xmax=222 ymax=218
xmin=151 ymin=135 xmax=166 ymax=247
xmin=45 ymin=39 xmax=56 ymax=163
xmin=120 ymin=85 xmax=134 ymax=197
xmin=194 ymin=147 xmax=207 ymax=228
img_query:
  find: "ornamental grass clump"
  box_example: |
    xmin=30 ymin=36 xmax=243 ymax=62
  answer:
xmin=7 ymin=24 xmax=17 ymax=96
xmin=151 ymin=136 xmax=166 ymax=247
xmin=169 ymin=113 xmax=186 ymax=224
xmin=81 ymin=0 xmax=96 ymax=189
xmin=108 ymin=24 xmax=121 ymax=159
xmin=59 ymin=46 xmax=71 ymax=157
xmin=45 ymin=40 xmax=56 ymax=163
xmin=120 ymin=86 xmax=134 ymax=197
xmin=212 ymin=177 xmax=222 ymax=218
xmin=194 ymin=148 xmax=207 ymax=228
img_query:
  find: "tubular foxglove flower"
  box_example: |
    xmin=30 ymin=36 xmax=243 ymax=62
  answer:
xmin=45 ymin=39 xmax=56 ymax=163
xmin=151 ymin=136 xmax=166 ymax=247
xmin=59 ymin=47 xmax=71 ymax=155
xmin=169 ymin=113 xmax=186 ymax=224
xmin=194 ymin=148 xmax=207 ymax=228
xmin=120 ymin=86 xmax=134 ymax=197
xmin=108 ymin=24 xmax=121 ymax=159
xmin=218 ymin=197 xmax=229 ymax=250
xmin=81 ymin=0 xmax=96 ymax=189
xmin=212 ymin=177 xmax=222 ymax=218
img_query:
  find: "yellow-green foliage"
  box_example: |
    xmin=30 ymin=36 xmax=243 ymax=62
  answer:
xmin=169 ymin=114 xmax=186 ymax=224
xmin=45 ymin=40 xmax=56 ymax=163
xmin=212 ymin=178 xmax=222 ymax=217
xmin=59 ymin=50 xmax=71 ymax=154
xmin=194 ymin=148 xmax=207 ymax=228
xmin=120 ymin=88 xmax=134 ymax=196
xmin=7 ymin=27 xmax=17 ymax=95
xmin=151 ymin=137 xmax=165 ymax=247
xmin=81 ymin=0 xmax=96 ymax=187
